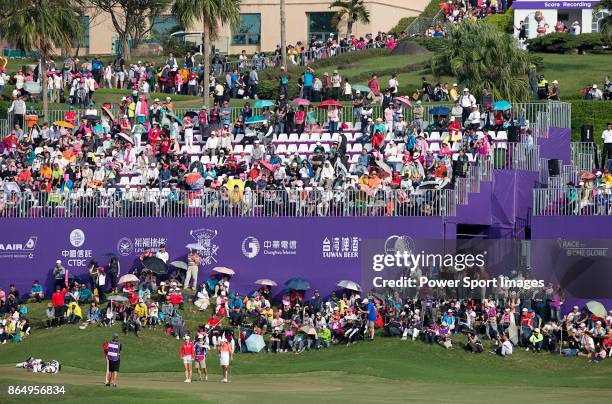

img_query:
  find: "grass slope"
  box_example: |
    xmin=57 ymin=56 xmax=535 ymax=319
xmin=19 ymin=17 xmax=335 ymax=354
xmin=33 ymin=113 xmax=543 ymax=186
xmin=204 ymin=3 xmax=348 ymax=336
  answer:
xmin=0 ymin=301 xmax=610 ymax=403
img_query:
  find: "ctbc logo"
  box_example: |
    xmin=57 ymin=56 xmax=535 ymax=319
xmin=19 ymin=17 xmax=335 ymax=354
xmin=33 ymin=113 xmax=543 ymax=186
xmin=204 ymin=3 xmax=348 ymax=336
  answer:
xmin=69 ymin=229 xmax=85 ymax=247
xmin=241 ymin=237 xmax=260 ymax=258
xmin=117 ymin=237 xmax=134 ymax=256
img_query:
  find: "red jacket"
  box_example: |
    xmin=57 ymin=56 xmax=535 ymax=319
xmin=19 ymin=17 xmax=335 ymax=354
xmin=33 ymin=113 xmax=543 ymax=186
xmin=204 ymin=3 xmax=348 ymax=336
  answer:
xmin=179 ymin=342 xmax=194 ymax=358
xmin=52 ymin=289 xmax=68 ymax=307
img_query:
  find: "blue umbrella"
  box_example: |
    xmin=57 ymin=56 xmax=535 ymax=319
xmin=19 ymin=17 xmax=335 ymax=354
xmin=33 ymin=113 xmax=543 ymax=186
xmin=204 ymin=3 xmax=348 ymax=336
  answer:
xmin=429 ymin=106 xmax=450 ymax=116
xmin=254 ymin=100 xmax=274 ymax=108
xmin=285 ymin=278 xmax=310 ymax=291
xmin=245 ymin=334 xmax=265 ymax=352
xmin=246 ymin=115 xmax=266 ymax=124
xmin=491 ymin=100 xmax=512 ymax=111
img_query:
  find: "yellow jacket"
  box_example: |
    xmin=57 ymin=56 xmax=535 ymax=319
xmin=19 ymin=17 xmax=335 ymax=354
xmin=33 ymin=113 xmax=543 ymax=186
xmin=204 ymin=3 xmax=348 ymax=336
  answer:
xmin=135 ymin=303 xmax=148 ymax=318
xmin=67 ymin=302 xmax=82 ymax=319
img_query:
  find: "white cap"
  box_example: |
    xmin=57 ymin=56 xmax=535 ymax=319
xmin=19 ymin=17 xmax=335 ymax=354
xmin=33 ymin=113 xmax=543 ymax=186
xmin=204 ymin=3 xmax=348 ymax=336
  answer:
xmin=592 ymin=84 xmax=598 ymax=89
xmin=552 ymin=80 xmax=558 ymax=84
xmin=56 ymin=260 xmax=62 ymax=264
xmin=362 ymin=298 xmax=369 ymax=304
xmin=463 ymin=88 xmax=469 ymax=92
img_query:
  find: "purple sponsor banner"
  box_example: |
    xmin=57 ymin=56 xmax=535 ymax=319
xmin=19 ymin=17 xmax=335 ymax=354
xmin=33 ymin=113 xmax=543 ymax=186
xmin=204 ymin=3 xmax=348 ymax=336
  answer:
xmin=512 ymin=0 xmax=599 ymax=9
xmin=0 ymin=217 xmax=445 ymax=298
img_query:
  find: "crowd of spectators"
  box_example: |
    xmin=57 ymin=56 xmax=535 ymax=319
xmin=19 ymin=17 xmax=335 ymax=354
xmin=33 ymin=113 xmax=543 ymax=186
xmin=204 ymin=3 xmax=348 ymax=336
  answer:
xmin=1 ymin=51 xmax=518 ymax=218
xmin=2 ymin=263 xmax=611 ymax=365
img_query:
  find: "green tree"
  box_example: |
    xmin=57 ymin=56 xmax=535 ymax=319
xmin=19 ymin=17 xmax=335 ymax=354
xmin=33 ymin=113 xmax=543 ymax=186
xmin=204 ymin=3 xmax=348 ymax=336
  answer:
xmin=173 ymin=0 xmax=241 ymax=107
xmin=0 ymin=0 xmax=83 ymax=119
xmin=329 ymin=0 xmax=371 ymax=38
xmin=431 ymin=20 xmax=531 ymax=102
xmin=597 ymin=0 xmax=612 ymax=46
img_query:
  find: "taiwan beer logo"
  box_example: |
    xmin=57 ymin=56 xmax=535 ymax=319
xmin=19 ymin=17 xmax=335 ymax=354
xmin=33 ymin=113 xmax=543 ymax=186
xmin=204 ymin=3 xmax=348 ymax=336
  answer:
xmin=190 ymin=229 xmax=219 ymax=265
xmin=322 ymin=236 xmax=360 ymax=258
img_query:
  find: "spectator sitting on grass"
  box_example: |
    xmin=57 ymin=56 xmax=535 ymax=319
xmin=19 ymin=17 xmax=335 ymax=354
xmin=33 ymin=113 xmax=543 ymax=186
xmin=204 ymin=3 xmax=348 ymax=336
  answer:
xmin=29 ymin=281 xmax=44 ymax=302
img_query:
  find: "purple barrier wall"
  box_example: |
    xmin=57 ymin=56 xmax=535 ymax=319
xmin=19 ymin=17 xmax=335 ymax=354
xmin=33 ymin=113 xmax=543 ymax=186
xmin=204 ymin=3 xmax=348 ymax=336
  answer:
xmin=538 ymin=127 xmax=571 ymax=164
xmin=0 ymin=217 xmax=447 ymax=298
xmin=531 ymin=216 xmax=612 ymax=310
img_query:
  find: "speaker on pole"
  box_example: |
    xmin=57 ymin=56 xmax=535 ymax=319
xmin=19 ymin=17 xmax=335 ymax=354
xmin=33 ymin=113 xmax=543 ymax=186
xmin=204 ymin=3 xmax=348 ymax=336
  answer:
xmin=548 ymin=159 xmax=561 ymax=177
xmin=507 ymin=125 xmax=519 ymax=143
xmin=580 ymin=124 xmax=594 ymax=142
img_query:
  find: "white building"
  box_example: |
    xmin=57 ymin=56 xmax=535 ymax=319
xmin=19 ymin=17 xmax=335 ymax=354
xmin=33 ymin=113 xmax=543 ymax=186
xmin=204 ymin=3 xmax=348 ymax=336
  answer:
xmin=513 ymin=0 xmax=610 ymax=39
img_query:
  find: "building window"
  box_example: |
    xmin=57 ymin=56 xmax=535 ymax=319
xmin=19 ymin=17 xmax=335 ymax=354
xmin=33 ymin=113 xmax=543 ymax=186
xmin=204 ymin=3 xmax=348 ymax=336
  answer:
xmin=307 ymin=12 xmax=337 ymax=42
xmin=592 ymin=10 xmax=611 ymax=33
xmin=232 ymin=13 xmax=261 ymax=45
xmin=81 ymin=16 xmax=90 ymax=48
xmin=151 ymin=15 xmax=181 ymax=37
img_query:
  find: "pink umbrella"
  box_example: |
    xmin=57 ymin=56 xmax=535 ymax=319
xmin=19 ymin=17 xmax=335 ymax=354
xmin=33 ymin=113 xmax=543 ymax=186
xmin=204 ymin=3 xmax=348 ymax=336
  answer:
xmin=291 ymin=98 xmax=310 ymax=106
xmin=395 ymin=96 xmax=412 ymax=108
xmin=213 ymin=266 xmax=235 ymax=275
xmin=185 ymin=172 xmax=202 ymax=186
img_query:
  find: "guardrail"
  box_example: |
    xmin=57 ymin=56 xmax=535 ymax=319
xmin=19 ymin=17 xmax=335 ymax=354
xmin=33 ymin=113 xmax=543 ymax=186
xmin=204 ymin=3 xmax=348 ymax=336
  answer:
xmin=533 ymin=187 xmax=611 ymax=216
xmin=0 ymin=188 xmax=457 ymax=218
xmin=493 ymin=143 xmax=540 ymax=171
xmin=571 ymin=142 xmax=599 ymax=171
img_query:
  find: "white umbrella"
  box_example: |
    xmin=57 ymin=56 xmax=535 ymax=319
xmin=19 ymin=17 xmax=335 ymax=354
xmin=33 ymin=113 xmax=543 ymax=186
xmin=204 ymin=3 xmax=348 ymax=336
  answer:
xmin=118 ymin=274 xmax=139 ymax=285
xmin=213 ymin=266 xmax=235 ymax=275
xmin=255 ymin=279 xmax=277 ymax=286
xmin=170 ymin=261 xmax=188 ymax=270
xmin=107 ymin=295 xmax=129 ymax=303
xmin=337 ymin=280 xmax=362 ymax=292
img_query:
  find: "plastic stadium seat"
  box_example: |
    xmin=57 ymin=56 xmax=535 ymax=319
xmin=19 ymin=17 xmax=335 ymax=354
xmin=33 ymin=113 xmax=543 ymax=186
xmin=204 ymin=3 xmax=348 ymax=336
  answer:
xmin=299 ymin=133 xmax=309 ymax=142
xmin=452 ymin=153 xmax=459 ymax=161
xmin=234 ymin=134 xmax=243 ymax=143
xmin=352 ymin=143 xmax=363 ymax=153
xmin=496 ymin=141 xmax=508 ymax=150
xmin=118 ymin=177 xmax=130 ymax=186
xmin=244 ymin=145 xmax=254 ymax=154
xmin=321 ymin=133 xmax=332 ymax=142
xmin=467 ymin=153 xmax=475 ymax=162
xmin=497 ymin=131 xmax=508 ymax=140
xmin=310 ymin=133 xmax=321 ymax=142
xmin=452 ymin=142 xmax=463 ymax=152
xmin=287 ymin=144 xmax=298 ymax=154
xmin=34 ymin=147 xmax=44 ymax=155
xmin=487 ymin=130 xmax=497 ymax=140
xmin=201 ymin=155 xmax=210 ymax=164
xmin=191 ymin=156 xmax=199 ymax=163
xmin=350 ymin=154 xmax=359 ymax=163
xmin=288 ymin=133 xmax=299 ymax=142
xmin=298 ymin=144 xmax=310 ymax=153
xmin=130 ymin=176 xmax=142 ymax=185
xmin=276 ymin=144 xmax=287 ymax=154
xmin=180 ymin=145 xmax=190 ymax=153
xmin=429 ymin=131 xmax=441 ymax=141
xmin=344 ymin=133 xmax=354 ymax=142
xmin=233 ymin=145 xmax=244 ymax=154
xmin=275 ymin=133 xmax=287 ymax=142
xmin=429 ymin=143 xmax=440 ymax=153
xmin=210 ymin=156 xmax=218 ymax=165
xmin=331 ymin=133 xmax=341 ymax=142
xmin=191 ymin=145 xmax=201 ymax=154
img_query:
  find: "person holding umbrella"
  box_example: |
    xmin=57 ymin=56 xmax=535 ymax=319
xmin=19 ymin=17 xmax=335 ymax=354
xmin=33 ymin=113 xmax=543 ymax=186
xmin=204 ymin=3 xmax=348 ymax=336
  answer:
xmin=179 ymin=335 xmax=194 ymax=383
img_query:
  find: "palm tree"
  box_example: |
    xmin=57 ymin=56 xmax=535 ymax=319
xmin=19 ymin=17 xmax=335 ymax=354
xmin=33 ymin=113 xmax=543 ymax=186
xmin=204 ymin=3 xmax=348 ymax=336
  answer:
xmin=0 ymin=0 xmax=83 ymax=120
xmin=329 ymin=0 xmax=371 ymax=38
xmin=173 ymin=0 xmax=241 ymax=107
xmin=431 ymin=20 xmax=531 ymax=102
xmin=280 ymin=0 xmax=287 ymax=68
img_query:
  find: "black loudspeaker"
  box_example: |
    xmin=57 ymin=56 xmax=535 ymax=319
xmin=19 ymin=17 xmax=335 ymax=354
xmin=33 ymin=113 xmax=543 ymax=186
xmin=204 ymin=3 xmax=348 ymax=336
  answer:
xmin=507 ymin=125 xmax=519 ymax=143
xmin=548 ymin=159 xmax=561 ymax=177
xmin=580 ymin=124 xmax=594 ymax=142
